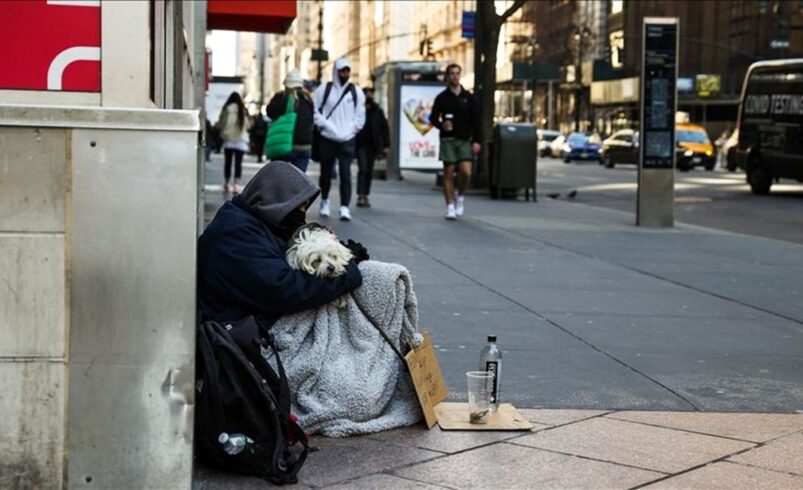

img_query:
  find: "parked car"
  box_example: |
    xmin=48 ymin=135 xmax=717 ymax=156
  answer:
xmin=537 ymin=129 xmax=561 ymax=157
xmin=562 ymin=132 xmax=602 ymax=163
xmin=548 ymin=134 xmax=566 ymax=158
xmin=675 ymin=123 xmax=715 ymax=171
xmin=600 ymin=129 xmax=639 ymax=168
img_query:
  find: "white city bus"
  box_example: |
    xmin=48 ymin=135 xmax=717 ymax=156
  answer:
xmin=735 ymin=59 xmax=803 ymax=194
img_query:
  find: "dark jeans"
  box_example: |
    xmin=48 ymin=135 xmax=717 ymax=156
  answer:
xmin=224 ymin=148 xmax=244 ymax=181
xmin=356 ymin=146 xmax=377 ymax=196
xmin=276 ymin=149 xmax=311 ymax=173
xmin=319 ymin=136 xmax=355 ymax=206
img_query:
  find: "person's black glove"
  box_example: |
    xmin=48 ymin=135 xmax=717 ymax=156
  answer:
xmin=341 ymin=239 xmax=370 ymax=263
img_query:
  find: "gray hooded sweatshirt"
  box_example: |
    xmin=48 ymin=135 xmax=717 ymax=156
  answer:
xmin=240 ymin=160 xmax=320 ymax=226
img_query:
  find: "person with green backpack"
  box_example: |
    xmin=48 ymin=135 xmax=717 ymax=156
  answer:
xmin=265 ymin=69 xmax=314 ymax=172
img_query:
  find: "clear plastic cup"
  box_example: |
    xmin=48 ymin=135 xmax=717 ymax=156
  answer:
xmin=466 ymin=371 xmax=495 ymax=424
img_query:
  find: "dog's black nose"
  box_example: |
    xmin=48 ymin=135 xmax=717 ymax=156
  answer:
xmin=327 ymin=265 xmax=335 ymax=274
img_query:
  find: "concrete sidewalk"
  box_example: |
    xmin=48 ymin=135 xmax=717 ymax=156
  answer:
xmin=197 ymin=155 xmax=803 ymax=488
xmin=197 ymin=409 xmax=803 ymax=488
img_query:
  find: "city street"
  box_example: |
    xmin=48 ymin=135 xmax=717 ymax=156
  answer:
xmin=537 ymin=156 xmax=803 ymax=246
xmin=204 ymin=154 xmax=803 ymax=414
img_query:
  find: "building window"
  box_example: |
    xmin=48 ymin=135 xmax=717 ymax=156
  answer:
xmin=611 ymin=0 xmax=624 ymax=15
xmin=609 ymin=30 xmax=624 ymax=68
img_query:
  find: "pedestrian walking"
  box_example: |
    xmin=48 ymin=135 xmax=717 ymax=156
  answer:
xmin=356 ymin=87 xmax=389 ymax=208
xmin=266 ymin=69 xmax=314 ymax=172
xmin=429 ymin=63 xmax=481 ymax=220
xmin=250 ymin=108 xmax=268 ymax=163
xmin=312 ymin=58 xmax=365 ymax=221
xmin=216 ymin=92 xmax=251 ymax=195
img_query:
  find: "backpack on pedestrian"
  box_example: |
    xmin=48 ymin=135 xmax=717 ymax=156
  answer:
xmin=195 ymin=316 xmax=310 ymax=485
xmin=311 ymin=82 xmax=358 ymax=161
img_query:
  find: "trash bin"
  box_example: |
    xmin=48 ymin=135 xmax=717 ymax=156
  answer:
xmin=490 ymin=123 xmax=537 ymax=200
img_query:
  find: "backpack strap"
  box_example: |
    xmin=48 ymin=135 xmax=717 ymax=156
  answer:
xmin=318 ymin=82 xmax=333 ymax=114
xmin=323 ymin=83 xmax=355 ymax=120
xmin=351 ymin=294 xmax=407 ymax=362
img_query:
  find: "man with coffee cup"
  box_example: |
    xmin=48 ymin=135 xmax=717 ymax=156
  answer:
xmin=429 ymin=63 xmax=481 ymax=220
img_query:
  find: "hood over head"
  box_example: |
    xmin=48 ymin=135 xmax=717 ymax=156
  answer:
xmin=240 ymin=161 xmax=320 ymax=226
xmin=332 ymin=58 xmax=351 ymax=88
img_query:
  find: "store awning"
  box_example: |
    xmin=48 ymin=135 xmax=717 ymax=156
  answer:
xmin=207 ymin=0 xmax=296 ymax=34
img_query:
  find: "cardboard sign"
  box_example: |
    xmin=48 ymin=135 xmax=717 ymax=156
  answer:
xmin=405 ymin=332 xmax=448 ymax=428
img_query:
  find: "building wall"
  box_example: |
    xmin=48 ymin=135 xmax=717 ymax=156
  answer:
xmin=409 ymin=0 xmax=475 ymax=87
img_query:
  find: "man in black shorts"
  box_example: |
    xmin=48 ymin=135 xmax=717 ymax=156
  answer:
xmin=429 ymin=63 xmax=481 ymax=220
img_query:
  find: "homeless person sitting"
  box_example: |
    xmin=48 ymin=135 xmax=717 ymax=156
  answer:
xmin=198 ymin=161 xmax=422 ymax=437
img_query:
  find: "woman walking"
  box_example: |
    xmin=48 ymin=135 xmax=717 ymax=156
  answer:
xmin=217 ymin=92 xmax=251 ymax=194
xmin=265 ymin=69 xmax=314 ymax=172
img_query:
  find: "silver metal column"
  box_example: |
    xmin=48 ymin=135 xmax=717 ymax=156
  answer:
xmin=637 ymin=17 xmax=679 ymax=228
xmin=0 ymin=105 xmax=199 ymax=489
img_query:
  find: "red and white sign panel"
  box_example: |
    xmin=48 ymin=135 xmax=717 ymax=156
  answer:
xmin=0 ymin=0 xmax=101 ymax=92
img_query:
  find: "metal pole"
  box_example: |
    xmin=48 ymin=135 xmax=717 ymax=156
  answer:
xmin=575 ymin=41 xmax=581 ymax=131
xmin=317 ymin=0 xmax=323 ymax=84
xmin=548 ymin=80 xmax=554 ymax=129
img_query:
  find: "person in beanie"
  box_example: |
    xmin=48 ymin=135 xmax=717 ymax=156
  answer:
xmin=313 ymin=58 xmax=366 ymax=221
xmin=266 ymin=69 xmax=315 ymax=172
xmin=355 ymin=87 xmax=390 ymax=208
xmin=197 ymin=161 xmax=367 ymax=326
xmin=429 ymin=63 xmax=481 ymax=220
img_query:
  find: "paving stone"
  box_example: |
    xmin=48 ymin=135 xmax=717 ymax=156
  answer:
xmin=728 ymin=432 xmax=803 ymax=476
xmin=514 ymin=417 xmax=754 ymax=473
xmin=193 ymin=464 xmax=315 ymax=490
xmin=393 ymin=442 xmax=662 ymax=489
xmin=518 ymin=409 xmax=609 ymax=427
xmin=327 ymin=473 xmax=448 ymax=489
xmin=302 ymin=436 xmax=440 ymax=487
xmin=366 ymin=422 xmax=542 ymax=454
xmin=644 ymin=461 xmax=803 ymax=489
xmin=608 ymin=411 xmax=803 ymax=443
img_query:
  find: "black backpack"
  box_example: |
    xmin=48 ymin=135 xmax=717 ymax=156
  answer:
xmin=195 ymin=316 xmax=310 ymax=485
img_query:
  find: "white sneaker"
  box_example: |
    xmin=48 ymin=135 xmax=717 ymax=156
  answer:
xmin=455 ymin=195 xmax=465 ymax=216
xmin=445 ymin=204 xmax=457 ymax=220
xmin=339 ymin=205 xmax=351 ymax=221
xmin=320 ymin=199 xmax=331 ymax=217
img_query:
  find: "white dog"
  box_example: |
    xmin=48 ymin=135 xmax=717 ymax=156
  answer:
xmin=286 ymin=223 xmax=354 ymax=307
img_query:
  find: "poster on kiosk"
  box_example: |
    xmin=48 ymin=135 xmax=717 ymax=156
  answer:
xmin=398 ymin=84 xmax=443 ymax=170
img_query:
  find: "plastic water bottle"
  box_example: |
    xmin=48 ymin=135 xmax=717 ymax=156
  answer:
xmin=218 ymin=432 xmax=254 ymax=455
xmin=479 ymin=335 xmax=502 ymax=411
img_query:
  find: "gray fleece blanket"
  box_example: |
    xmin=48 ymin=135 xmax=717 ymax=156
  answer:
xmin=267 ymin=261 xmax=423 ymax=437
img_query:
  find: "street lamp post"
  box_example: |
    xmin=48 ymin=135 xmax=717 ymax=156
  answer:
xmin=573 ymin=26 xmax=593 ymax=132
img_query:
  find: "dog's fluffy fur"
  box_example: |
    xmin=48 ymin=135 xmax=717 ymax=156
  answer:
xmin=286 ymin=223 xmax=353 ymax=307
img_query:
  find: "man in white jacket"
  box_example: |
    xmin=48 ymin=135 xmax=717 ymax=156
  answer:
xmin=313 ymin=58 xmax=366 ymax=221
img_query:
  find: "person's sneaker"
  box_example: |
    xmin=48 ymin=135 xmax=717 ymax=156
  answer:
xmin=363 ymin=196 xmax=371 ymax=208
xmin=455 ymin=195 xmax=465 ymax=216
xmin=233 ymin=183 xmax=243 ymax=195
xmin=320 ymin=199 xmax=331 ymax=217
xmin=224 ymin=183 xmax=232 ymax=194
xmin=356 ymin=195 xmax=366 ymax=207
xmin=339 ymin=205 xmax=351 ymax=221
xmin=445 ymin=204 xmax=457 ymax=220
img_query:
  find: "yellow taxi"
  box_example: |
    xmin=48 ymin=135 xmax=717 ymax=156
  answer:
xmin=675 ymin=123 xmax=716 ymax=171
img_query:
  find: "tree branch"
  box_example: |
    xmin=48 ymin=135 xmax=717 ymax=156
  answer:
xmin=499 ymin=0 xmax=527 ymax=25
